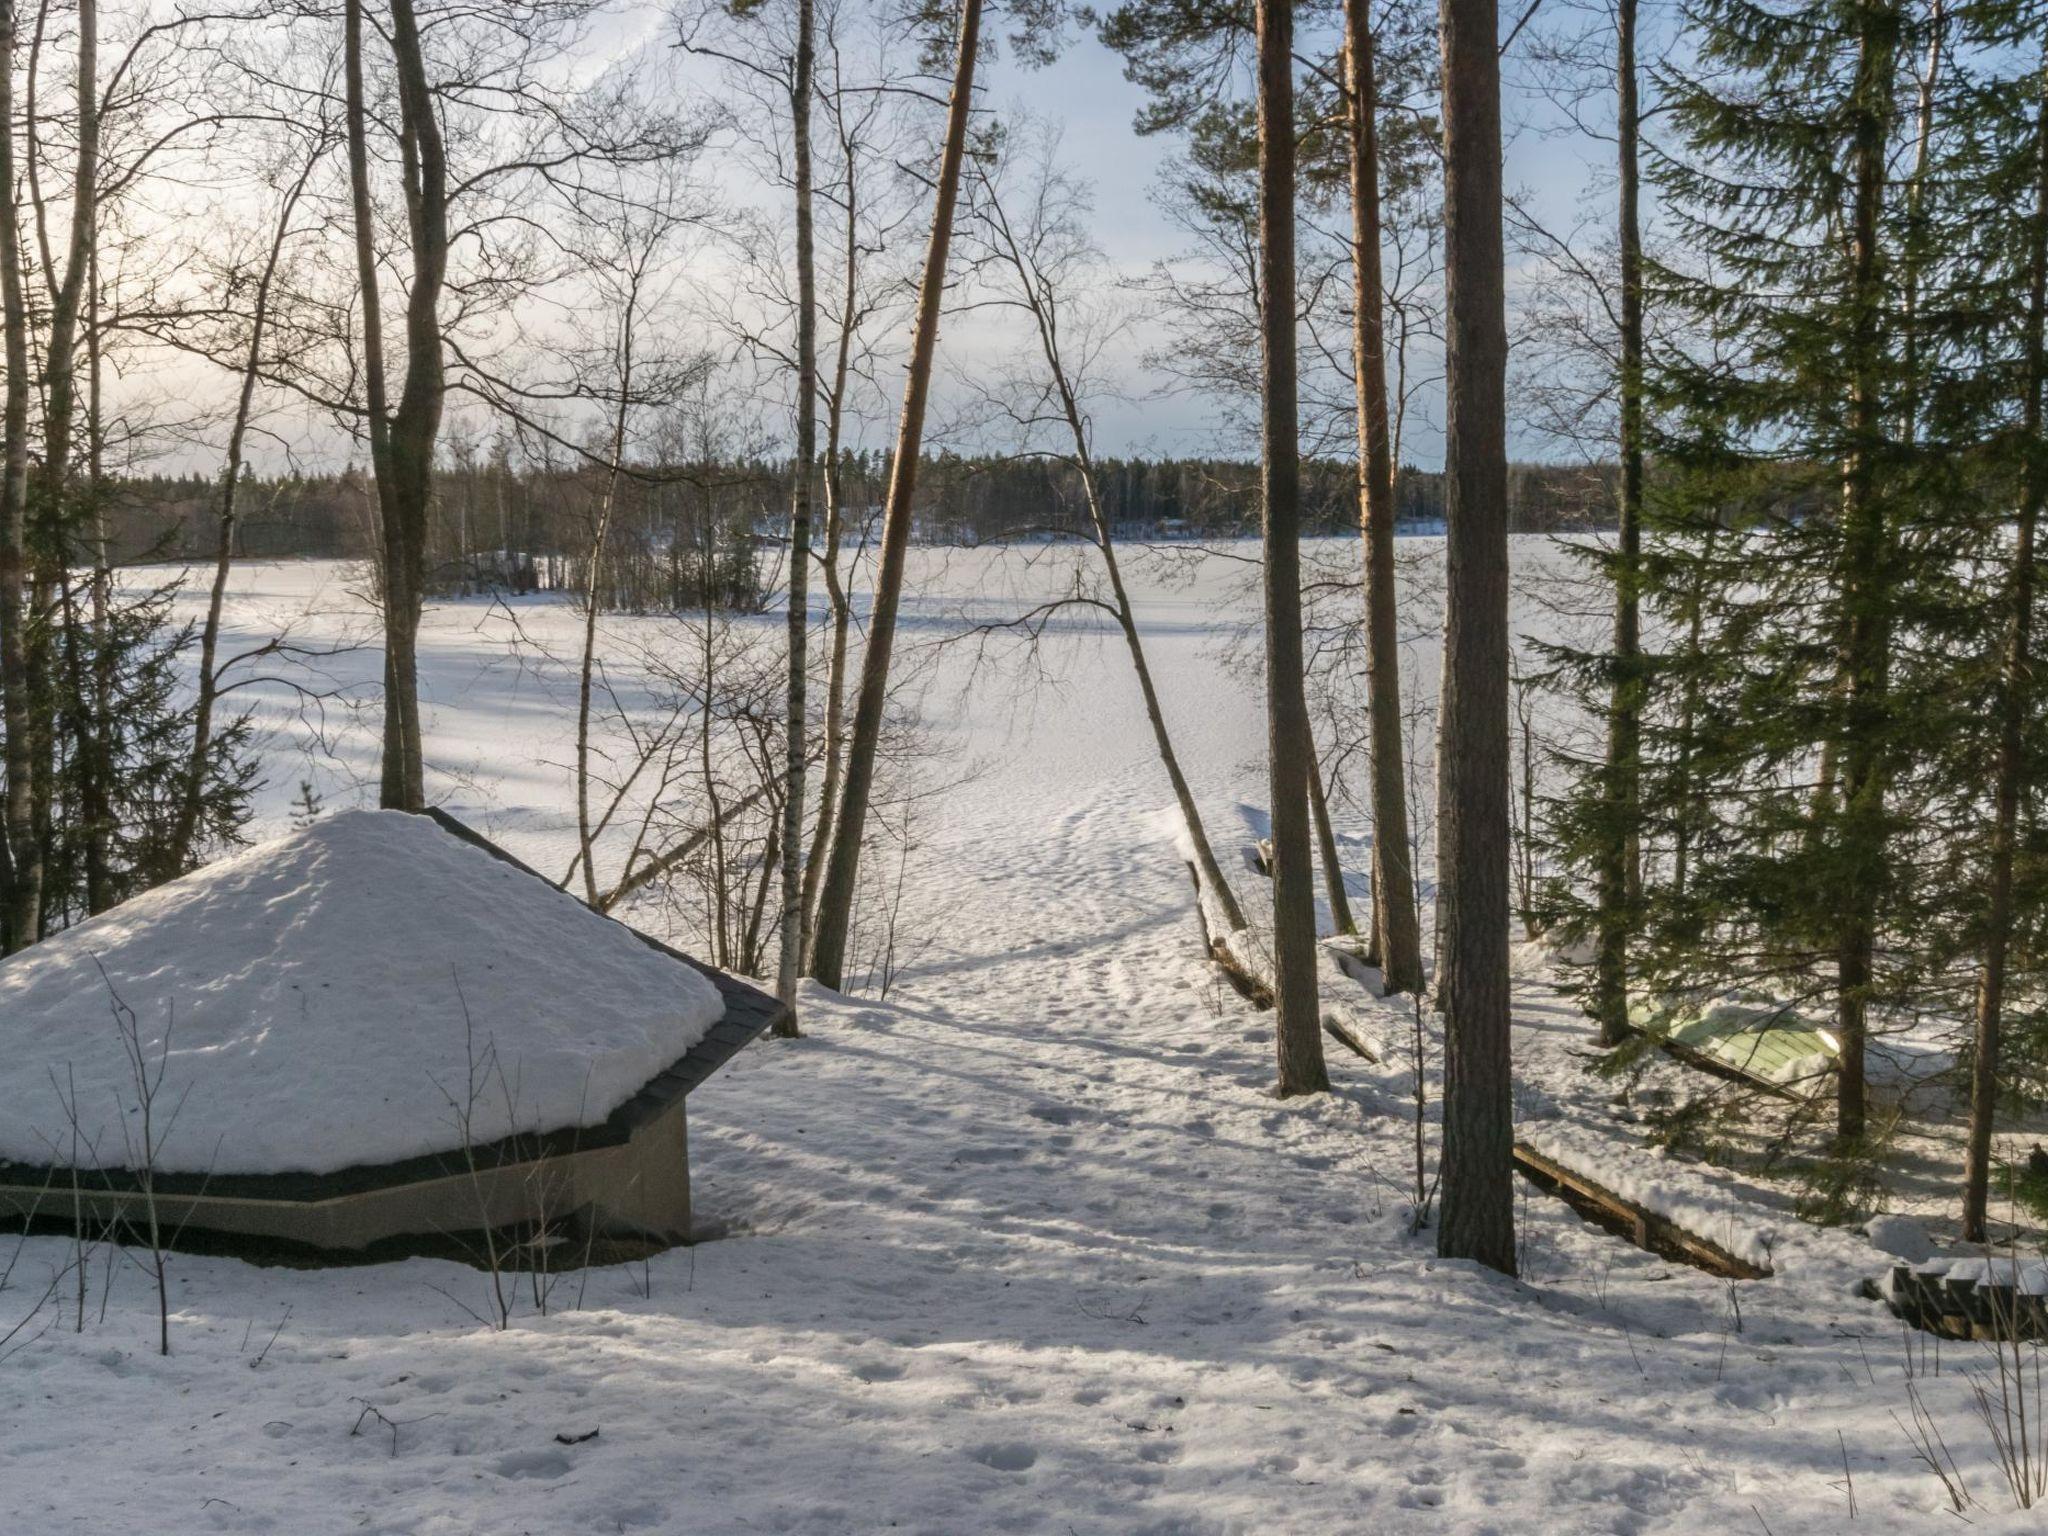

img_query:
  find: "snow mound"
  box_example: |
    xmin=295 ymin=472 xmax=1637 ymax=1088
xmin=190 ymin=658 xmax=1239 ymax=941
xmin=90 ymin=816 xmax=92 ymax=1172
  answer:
xmin=0 ymin=810 xmax=724 ymax=1176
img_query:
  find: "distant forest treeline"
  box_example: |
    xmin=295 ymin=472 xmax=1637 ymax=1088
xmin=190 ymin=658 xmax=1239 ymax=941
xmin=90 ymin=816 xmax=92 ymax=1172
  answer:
xmin=103 ymin=452 xmax=1617 ymax=600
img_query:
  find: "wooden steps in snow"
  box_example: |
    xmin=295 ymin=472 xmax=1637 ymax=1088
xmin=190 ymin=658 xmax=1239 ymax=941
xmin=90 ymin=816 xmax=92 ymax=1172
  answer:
xmin=1881 ymin=1261 xmax=2048 ymax=1342
xmin=1511 ymin=1141 xmax=1774 ymax=1280
xmin=1183 ymin=863 xmax=1379 ymax=1062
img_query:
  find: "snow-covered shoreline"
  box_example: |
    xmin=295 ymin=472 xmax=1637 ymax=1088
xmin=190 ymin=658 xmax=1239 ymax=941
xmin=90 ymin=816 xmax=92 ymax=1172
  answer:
xmin=0 ymin=548 xmax=2033 ymax=1534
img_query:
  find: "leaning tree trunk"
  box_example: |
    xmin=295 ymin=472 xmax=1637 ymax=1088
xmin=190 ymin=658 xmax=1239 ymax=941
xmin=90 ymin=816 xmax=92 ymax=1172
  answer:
xmin=172 ymin=159 xmax=316 ymax=876
xmin=970 ymin=158 xmax=1252 ymax=938
xmin=1342 ymin=0 xmax=1423 ymax=994
xmin=0 ymin=0 xmax=40 ymax=952
xmin=1256 ymin=0 xmax=1328 ymax=1098
xmin=1435 ymin=0 xmax=1516 ymax=1275
xmin=775 ymin=0 xmax=816 ymax=1036
xmin=378 ymin=0 xmax=449 ymax=814
xmin=802 ymin=364 xmax=853 ymax=943
xmin=1963 ymin=54 xmax=2048 ymax=1245
xmin=1832 ymin=1 xmax=1902 ymax=1147
xmin=1308 ymin=747 xmax=1357 ymax=938
xmin=1592 ymin=0 xmax=1644 ymax=1047
xmin=807 ymin=0 xmax=982 ymax=990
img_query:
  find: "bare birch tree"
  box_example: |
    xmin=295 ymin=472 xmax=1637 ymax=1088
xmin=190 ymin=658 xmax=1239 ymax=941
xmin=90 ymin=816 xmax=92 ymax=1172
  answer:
xmin=0 ymin=0 xmax=35 ymax=952
xmin=966 ymin=123 xmax=1251 ymax=935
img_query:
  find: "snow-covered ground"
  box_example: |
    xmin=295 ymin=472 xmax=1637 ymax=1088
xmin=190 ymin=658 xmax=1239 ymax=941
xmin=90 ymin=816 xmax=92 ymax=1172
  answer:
xmin=2 ymin=545 xmax=2040 ymax=1533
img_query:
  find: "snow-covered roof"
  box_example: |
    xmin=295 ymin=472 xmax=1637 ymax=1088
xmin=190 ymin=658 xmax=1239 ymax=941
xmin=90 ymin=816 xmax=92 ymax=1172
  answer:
xmin=0 ymin=810 xmax=725 ymax=1176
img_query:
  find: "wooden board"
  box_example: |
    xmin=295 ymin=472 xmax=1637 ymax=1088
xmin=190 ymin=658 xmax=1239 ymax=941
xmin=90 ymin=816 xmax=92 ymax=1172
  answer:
xmin=1512 ymin=1142 xmax=1773 ymax=1281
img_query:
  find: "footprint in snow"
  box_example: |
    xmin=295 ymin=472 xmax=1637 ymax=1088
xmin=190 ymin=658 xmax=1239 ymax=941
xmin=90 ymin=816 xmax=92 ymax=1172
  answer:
xmin=491 ymin=1448 xmax=575 ymax=1481
xmin=968 ymin=1442 xmax=1039 ymax=1473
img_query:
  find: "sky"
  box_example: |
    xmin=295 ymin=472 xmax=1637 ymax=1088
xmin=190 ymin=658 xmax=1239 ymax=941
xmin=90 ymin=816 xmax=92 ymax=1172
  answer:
xmin=142 ymin=1 xmax=1624 ymax=478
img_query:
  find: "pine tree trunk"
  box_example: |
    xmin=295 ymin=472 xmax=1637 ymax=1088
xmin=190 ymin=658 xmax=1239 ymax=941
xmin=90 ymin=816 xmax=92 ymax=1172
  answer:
xmin=807 ymin=0 xmax=982 ymax=990
xmin=775 ymin=0 xmax=816 ymax=1036
xmin=1435 ymin=0 xmax=1515 ymax=1275
xmin=0 ymin=0 xmax=40 ymax=952
xmin=1593 ymin=0 xmax=1644 ymax=1048
xmin=1342 ymin=0 xmax=1423 ymax=994
xmin=1257 ymin=0 xmax=1329 ymax=1098
xmin=1963 ymin=56 xmax=2047 ymax=1245
xmin=1832 ymin=1 xmax=1901 ymax=1146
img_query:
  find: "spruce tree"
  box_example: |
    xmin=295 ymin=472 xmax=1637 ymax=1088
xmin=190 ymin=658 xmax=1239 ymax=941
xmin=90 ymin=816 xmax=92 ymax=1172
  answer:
xmin=1635 ymin=0 xmax=1957 ymax=1146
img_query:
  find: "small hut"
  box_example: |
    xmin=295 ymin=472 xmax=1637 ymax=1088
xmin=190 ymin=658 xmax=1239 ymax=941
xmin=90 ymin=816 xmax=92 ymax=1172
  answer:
xmin=0 ymin=808 xmax=782 ymax=1256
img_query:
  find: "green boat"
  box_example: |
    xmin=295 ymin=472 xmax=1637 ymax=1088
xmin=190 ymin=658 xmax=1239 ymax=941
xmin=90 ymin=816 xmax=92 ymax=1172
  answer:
xmin=1629 ymin=995 xmax=1839 ymax=1088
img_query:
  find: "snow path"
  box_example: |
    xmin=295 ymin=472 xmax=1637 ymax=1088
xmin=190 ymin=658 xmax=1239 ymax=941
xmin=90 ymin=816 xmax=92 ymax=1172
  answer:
xmin=0 ymin=553 xmax=2024 ymax=1533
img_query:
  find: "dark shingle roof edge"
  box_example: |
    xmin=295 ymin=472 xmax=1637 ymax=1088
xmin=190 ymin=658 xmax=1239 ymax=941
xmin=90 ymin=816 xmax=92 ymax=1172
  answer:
xmin=0 ymin=808 xmax=787 ymax=1205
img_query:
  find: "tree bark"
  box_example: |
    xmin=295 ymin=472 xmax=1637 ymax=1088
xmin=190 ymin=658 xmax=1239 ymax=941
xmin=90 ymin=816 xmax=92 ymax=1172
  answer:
xmin=1592 ymin=0 xmax=1643 ymax=1047
xmin=1343 ymin=0 xmax=1423 ymax=995
xmin=1256 ymin=0 xmax=1329 ymax=1098
xmin=379 ymin=0 xmax=448 ymax=813
xmin=775 ymin=0 xmax=816 ymax=1036
xmin=1832 ymin=0 xmax=1901 ymax=1146
xmin=38 ymin=0 xmax=94 ymax=495
xmin=344 ymin=0 xmax=405 ymax=810
xmin=1308 ymin=746 xmax=1357 ymax=938
xmin=1963 ymin=54 xmax=2047 ymax=1245
xmin=807 ymin=0 xmax=982 ymax=990
xmin=1435 ymin=0 xmax=1515 ymax=1275
xmin=0 ymin=0 xmax=40 ymax=952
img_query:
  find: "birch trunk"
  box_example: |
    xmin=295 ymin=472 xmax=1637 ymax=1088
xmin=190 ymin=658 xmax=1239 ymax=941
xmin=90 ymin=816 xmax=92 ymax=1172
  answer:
xmin=0 ymin=1 xmax=40 ymax=950
xmin=775 ymin=0 xmax=816 ymax=1035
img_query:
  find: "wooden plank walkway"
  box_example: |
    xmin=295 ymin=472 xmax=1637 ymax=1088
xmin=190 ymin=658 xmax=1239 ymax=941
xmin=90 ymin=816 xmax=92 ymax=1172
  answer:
xmin=1512 ymin=1142 xmax=1773 ymax=1280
